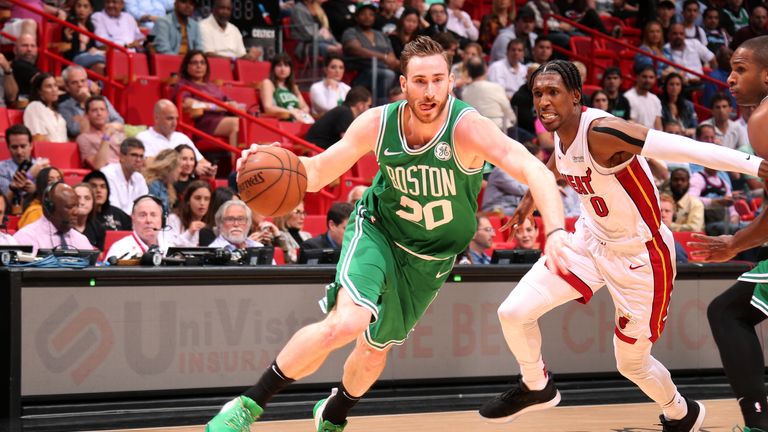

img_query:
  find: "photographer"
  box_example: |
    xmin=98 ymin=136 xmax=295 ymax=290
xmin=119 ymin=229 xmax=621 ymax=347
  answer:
xmin=0 ymin=125 xmax=49 ymax=215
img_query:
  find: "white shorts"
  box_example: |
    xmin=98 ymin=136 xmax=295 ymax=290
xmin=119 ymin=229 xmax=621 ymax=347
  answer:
xmin=524 ymin=223 xmax=676 ymax=344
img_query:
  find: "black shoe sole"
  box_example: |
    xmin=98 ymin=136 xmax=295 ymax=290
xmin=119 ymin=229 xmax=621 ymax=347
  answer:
xmin=478 ymin=390 xmax=562 ymax=424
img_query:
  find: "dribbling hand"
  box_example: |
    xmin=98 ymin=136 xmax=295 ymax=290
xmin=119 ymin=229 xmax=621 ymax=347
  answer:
xmin=236 ymin=142 xmax=282 ymax=172
xmin=543 ymin=229 xmax=572 ymax=276
xmin=687 ymin=233 xmax=737 ymax=262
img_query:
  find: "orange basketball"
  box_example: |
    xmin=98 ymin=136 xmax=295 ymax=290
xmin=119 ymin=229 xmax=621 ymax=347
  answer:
xmin=237 ymin=146 xmax=307 ymax=217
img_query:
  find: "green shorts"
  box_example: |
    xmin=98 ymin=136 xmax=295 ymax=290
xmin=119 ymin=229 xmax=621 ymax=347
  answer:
xmin=737 ymin=259 xmax=768 ymax=316
xmin=320 ymin=207 xmax=454 ymax=350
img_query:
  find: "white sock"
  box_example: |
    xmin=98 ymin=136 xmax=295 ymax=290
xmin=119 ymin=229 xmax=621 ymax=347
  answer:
xmin=662 ymin=392 xmax=688 ymax=420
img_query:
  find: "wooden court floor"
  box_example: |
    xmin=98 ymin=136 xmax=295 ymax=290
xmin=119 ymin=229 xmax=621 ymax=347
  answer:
xmin=100 ymin=398 xmax=745 ymax=432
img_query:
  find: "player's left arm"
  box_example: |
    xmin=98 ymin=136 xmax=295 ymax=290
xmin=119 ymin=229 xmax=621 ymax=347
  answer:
xmin=587 ymin=116 xmax=768 ymax=179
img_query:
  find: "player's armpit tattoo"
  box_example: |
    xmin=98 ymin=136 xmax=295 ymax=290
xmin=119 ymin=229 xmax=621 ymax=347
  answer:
xmin=593 ymin=126 xmax=645 ymax=148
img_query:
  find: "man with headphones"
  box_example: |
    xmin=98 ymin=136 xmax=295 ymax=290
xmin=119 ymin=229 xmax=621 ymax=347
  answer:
xmin=13 ymin=181 xmax=93 ymax=253
xmin=105 ymin=194 xmax=178 ymax=261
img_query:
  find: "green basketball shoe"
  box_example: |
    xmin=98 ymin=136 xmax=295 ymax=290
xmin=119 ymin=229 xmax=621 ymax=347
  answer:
xmin=313 ymin=388 xmax=347 ymax=432
xmin=205 ymin=396 xmax=263 ymax=432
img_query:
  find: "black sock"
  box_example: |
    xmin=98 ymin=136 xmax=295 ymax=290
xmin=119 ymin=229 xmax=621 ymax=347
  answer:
xmin=740 ymin=397 xmax=768 ymax=429
xmin=322 ymin=384 xmax=361 ymax=425
xmin=242 ymin=360 xmax=295 ymax=408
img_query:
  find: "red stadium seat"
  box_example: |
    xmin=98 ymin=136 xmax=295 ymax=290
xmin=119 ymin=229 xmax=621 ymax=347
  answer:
xmin=6 ymin=215 xmax=19 ymax=231
xmin=118 ymin=77 xmax=163 ymax=126
xmin=735 ymin=199 xmax=755 ymax=221
xmin=278 ymin=121 xmax=312 ymax=145
xmin=7 ymin=109 xmax=23 ymax=126
xmin=303 ymin=214 xmax=327 ymax=236
xmin=61 ymin=169 xmax=89 ymax=185
xmin=487 ymin=215 xmax=506 ymax=243
xmin=109 ymin=52 xmax=150 ymax=80
xmin=600 ymin=16 xmax=624 ymax=33
xmin=570 ymin=36 xmax=601 ymax=59
xmin=221 ymin=83 xmax=260 ymax=112
xmin=235 ymin=59 xmax=270 ymax=82
xmin=352 ymin=152 xmax=379 ymax=184
xmin=33 ymin=141 xmax=82 ymax=169
xmin=751 ymin=197 xmax=763 ymax=212
xmin=104 ymin=230 xmax=131 ymax=255
xmin=246 ymin=117 xmax=283 ymax=145
xmin=208 ymin=56 xmax=234 ymax=82
xmin=672 ymin=231 xmax=705 ymax=261
xmin=0 ymin=142 xmax=8 ymax=160
xmin=273 ymin=246 xmax=285 ymax=265
xmin=151 ymin=53 xmax=184 ymax=80
xmin=582 ymin=84 xmax=603 ymax=100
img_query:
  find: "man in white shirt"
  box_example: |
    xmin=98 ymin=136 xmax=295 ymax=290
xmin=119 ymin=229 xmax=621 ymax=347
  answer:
xmin=624 ymin=65 xmax=663 ymax=130
xmin=136 ymin=99 xmax=216 ymax=177
xmin=665 ymin=23 xmax=716 ymax=84
xmin=462 ymin=57 xmax=516 ymax=132
xmin=100 ymin=138 xmax=149 ymax=215
xmin=487 ymin=38 xmax=527 ymax=99
xmin=105 ymin=195 xmax=176 ymax=260
xmin=701 ymin=93 xmax=751 ymax=151
xmin=445 ymin=0 xmax=478 ymax=42
xmin=199 ymin=0 xmax=261 ymax=60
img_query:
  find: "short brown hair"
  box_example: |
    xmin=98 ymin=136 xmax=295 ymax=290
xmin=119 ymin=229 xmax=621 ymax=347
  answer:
xmin=399 ymin=35 xmax=451 ymax=76
xmin=659 ymin=193 xmax=675 ymax=206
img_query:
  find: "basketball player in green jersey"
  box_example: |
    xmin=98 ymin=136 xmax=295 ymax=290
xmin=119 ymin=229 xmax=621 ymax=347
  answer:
xmin=687 ymin=36 xmax=768 ymax=432
xmin=206 ymin=36 xmax=572 ymax=432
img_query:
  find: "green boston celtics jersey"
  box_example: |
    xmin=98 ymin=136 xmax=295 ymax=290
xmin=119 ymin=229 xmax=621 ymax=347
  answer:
xmin=360 ymin=96 xmax=483 ymax=259
xmin=273 ymin=86 xmax=300 ymax=110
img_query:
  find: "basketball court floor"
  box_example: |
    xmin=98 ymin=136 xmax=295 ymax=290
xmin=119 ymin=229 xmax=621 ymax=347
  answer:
xmin=101 ymin=398 xmax=743 ymax=431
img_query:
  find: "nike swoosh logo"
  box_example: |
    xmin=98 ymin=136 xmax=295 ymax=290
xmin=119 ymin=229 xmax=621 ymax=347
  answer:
xmin=747 ymin=154 xmax=752 ymax=160
xmin=384 ymin=149 xmax=403 ymax=156
xmin=629 ymin=264 xmax=646 ymax=270
xmin=435 ymin=269 xmax=451 ymax=278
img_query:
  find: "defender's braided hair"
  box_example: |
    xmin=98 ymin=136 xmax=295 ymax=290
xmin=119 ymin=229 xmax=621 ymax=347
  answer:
xmin=528 ymin=60 xmax=583 ymax=104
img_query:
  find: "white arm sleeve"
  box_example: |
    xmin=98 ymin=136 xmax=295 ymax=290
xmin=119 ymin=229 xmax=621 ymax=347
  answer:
xmin=642 ymin=129 xmax=763 ymax=177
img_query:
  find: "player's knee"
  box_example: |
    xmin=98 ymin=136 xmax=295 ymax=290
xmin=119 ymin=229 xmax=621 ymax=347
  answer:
xmin=497 ymin=295 xmax=536 ymax=327
xmin=321 ymin=315 xmax=369 ymax=345
xmin=706 ymin=293 xmax=727 ymax=329
xmin=355 ymin=345 xmax=388 ymax=371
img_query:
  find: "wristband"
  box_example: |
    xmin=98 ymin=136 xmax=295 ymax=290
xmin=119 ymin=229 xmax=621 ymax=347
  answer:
xmin=546 ymin=227 xmax=565 ymax=238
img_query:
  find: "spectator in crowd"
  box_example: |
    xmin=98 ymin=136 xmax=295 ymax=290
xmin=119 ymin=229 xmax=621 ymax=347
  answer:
xmin=526 ymin=1 xmax=571 ymax=53
xmin=14 ymin=181 xmax=93 ymax=253
xmin=702 ymin=7 xmax=730 ymax=54
xmin=731 ymin=4 xmax=768 ymax=50
xmin=481 ymin=164 xmax=528 ymax=216
xmin=274 ymin=201 xmax=311 ymax=264
xmin=105 ymin=195 xmax=176 ymax=259
xmin=151 ymin=0 xmax=201 ymax=55
xmin=63 ymin=0 xmax=106 ymax=75
xmin=661 ymin=73 xmax=698 ymax=137
xmin=143 ymin=148 xmax=180 ymax=212
xmin=59 ymin=66 xmax=124 ymax=137
xmin=664 ymin=119 xmax=685 ymax=136
xmin=72 ymin=182 xmax=105 ymax=250
xmin=343 ymin=2 xmax=398 ymax=105
xmin=701 ymin=92 xmax=750 ymax=152
xmin=246 ymin=210 xmax=284 ymax=249
xmin=681 ymin=0 xmax=707 ymax=47
xmin=305 ymin=86 xmax=372 ymax=150
xmin=77 ymin=96 xmax=126 ymax=169
xmin=101 ymin=138 xmax=148 ymax=215
xmin=635 ymin=20 xmax=673 ymax=80
xmin=389 ymin=7 xmax=422 ymax=60
xmin=702 ymin=45 xmax=736 ymax=109
xmin=198 ymin=185 xmax=234 ymax=245
xmin=606 ymin=0 xmax=638 ymax=20
xmin=558 ymin=179 xmax=581 ymax=218
xmin=200 ymin=0 xmax=262 ymax=60
xmin=658 ymin=193 xmax=689 ymax=263
xmin=624 ymin=64 xmax=663 ymax=130
xmin=136 ymin=99 xmax=215 ymax=177
xmin=590 ymin=89 xmax=610 ymax=111
xmin=450 ymin=41 xmax=483 ymax=96
xmin=323 ymin=0 xmax=355 ymax=41
xmin=721 ymin=0 xmax=750 ymax=35
xmin=290 ymin=0 xmax=343 ymax=58
xmin=209 ymin=199 xmax=263 ymax=250
xmin=512 ymin=214 xmax=540 ymax=250
xmin=174 ymin=50 xmax=240 ymax=147
xmin=666 ymin=23 xmax=716 ymax=85
xmin=479 ymin=0 xmax=516 ymax=52
xmin=302 ymin=201 xmax=354 ymax=250
xmin=531 ymin=35 xmax=553 ymax=65
xmin=665 ymin=167 xmax=705 ymax=232
xmin=0 ymin=52 xmax=18 ymax=107
xmin=2 ymin=0 xmax=66 ymax=40
xmin=510 ymin=63 xmax=538 ymax=135
xmin=17 ymin=166 xmax=62 ymax=228
xmin=555 ymin=0 xmax=607 ymax=34
xmin=374 ymin=0 xmax=398 ymax=34
xmin=92 ymin=0 xmax=145 ymax=51
xmin=0 ymin=125 xmax=47 ymax=207
xmin=24 ymin=73 xmax=67 ymax=143
xmin=420 ymin=2 xmax=448 ymax=38
xmin=347 ymin=185 xmax=367 ymax=203
xmin=490 ymin=7 xmax=537 ymax=63
xmin=167 ymin=179 xmax=210 ymax=246
xmin=173 ymin=144 xmax=200 ymax=197
xmin=656 ymin=0 xmax=677 ymax=35
xmin=0 ymin=195 xmax=17 ymax=245
xmin=432 ymin=31 xmax=459 ymax=68
xmin=445 ymin=0 xmax=479 ymax=45
xmin=487 ymin=38 xmax=526 ymax=99
xmin=11 ymin=33 xmax=40 ymax=101
xmin=599 ymin=67 xmax=630 ymax=120
xmin=462 ymin=57 xmax=516 ymax=133
xmin=126 ymin=0 xmax=173 ymax=29
xmin=457 ymin=215 xmax=493 ymax=264
xmin=83 ymin=170 xmax=132 ymax=231
xmin=260 ymin=53 xmax=312 ymax=122
xmin=309 ymin=54 xmax=350 ymax=117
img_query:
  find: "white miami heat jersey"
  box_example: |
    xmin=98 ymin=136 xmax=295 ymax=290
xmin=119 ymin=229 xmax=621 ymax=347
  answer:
xmin=555 ymin=107 xmax=661 ymax=244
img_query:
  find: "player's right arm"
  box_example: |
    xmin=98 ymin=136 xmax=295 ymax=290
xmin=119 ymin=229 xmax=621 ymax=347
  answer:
xmin=502 ymin=152 xmax=560 ymax=231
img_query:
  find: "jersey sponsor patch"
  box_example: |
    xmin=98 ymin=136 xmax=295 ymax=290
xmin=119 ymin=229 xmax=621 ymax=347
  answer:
xmin=435 ymin=142 xmax=451 ymax=161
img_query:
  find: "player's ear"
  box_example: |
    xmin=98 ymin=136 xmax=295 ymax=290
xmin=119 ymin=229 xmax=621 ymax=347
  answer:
xmin=399 ymin=74 xmax=407 ymax=92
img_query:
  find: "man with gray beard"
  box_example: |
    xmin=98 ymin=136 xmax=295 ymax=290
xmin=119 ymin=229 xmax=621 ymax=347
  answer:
xmin=209 ymin=200 xmax=263 ymax=250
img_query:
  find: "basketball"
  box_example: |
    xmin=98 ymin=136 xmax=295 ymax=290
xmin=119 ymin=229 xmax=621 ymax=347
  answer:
xmin=237 ymin=146 xmax=307 ymax=217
